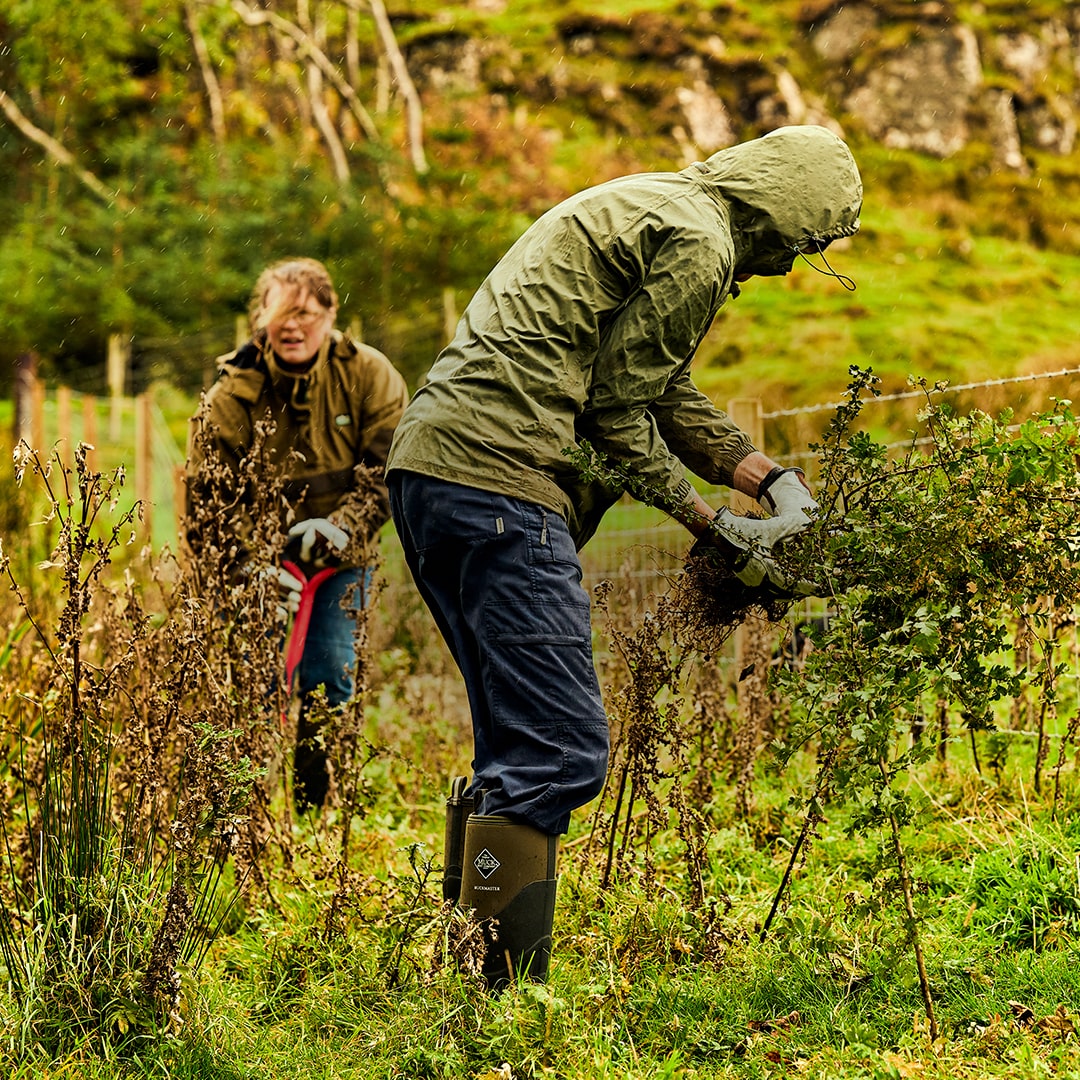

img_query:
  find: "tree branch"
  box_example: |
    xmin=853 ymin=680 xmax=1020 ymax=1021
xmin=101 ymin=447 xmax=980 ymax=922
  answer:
xmin=305 ymin=17 xmax=351 ymax=185
xmin=365 ymin=0 xmax=428 ymax=175
xmin=229 ymin=0 xmax=382 ymax=145
xmin=0 ymin=89 xmax=128 ymax=208
xmin=184 ymin=0 xmax=227 ymax=146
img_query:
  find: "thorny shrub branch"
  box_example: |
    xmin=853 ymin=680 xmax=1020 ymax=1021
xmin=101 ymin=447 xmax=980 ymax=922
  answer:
xmin=573 ymin=368 xmax=1080 ymax=1040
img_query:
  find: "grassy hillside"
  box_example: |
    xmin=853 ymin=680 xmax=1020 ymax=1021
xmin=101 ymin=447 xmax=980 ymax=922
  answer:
xmin=692 ymin=197 xmax=1080 ymax=411
xmin=388 ymin=1 xmax=1080 ymax=425
xmin=4 ymin=0 xmax=1078 ymax=422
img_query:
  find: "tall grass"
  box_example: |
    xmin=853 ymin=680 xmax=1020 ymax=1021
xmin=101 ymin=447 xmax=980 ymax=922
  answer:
xmin=0 ymin=443 xmax=259 ymax=1058
xmin=2 ymin=376 xmax=1080 ymax=1075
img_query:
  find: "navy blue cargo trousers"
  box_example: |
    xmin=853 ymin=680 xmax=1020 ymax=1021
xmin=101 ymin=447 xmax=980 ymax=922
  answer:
xmin=387 ymin=471 xmax=610 ymax=836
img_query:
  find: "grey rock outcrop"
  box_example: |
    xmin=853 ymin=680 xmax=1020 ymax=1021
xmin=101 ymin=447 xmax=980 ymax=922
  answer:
xmin=842 ymin=25 xmax=982 ymax=158
xmin=405 ymin=2 xmax=1080 ymax=173
xmin=800 ymin=2 xmax=1080 ymax=170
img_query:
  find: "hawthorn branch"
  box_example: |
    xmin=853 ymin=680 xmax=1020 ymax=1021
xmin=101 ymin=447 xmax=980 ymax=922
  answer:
xmin=0 ymin=89 xmax=128 ymax=209
xmin=880 ymin=758 xmax=938 ymax=1041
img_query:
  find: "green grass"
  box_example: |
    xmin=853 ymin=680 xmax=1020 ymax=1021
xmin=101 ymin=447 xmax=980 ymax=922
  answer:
xmin=692 ymin=205 xmax=1080 ymax=416
xmin=3 ymin=468 xmax=1080 ymax=1079
xmin=7 ymin=730 xmax=1080 ymax=1079
xmin=5 ymin=6 xmax=1080 ymax=1066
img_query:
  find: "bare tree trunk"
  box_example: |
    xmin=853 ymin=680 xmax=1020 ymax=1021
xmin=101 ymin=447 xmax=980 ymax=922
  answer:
xmin=0 ymin=91 xmax=127 ymax=207
xmin=345 ymin=4 xmax=361 ymax=89
xmin=230 ymin=0 xmax=381 ymax=144
xmin=367 ymin=0 xmax=428 ymax=175
xmin=184 ymin=0 xmax=227 ymax=145
xmin=281 ymin=49 xmax=314 ymax=131
xmin=375 ymin=53 xmax=391 ymax=115
xmin=305 ymin=11 xmax=351 ymax=185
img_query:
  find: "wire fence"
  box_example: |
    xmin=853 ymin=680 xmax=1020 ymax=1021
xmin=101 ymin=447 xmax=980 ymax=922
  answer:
xmin=22 ymin=361 xmax=1080 ymax=561
xmin=761 ymin=365 xmax=1080 ymax=419
xmin=18 ymin=364 xmax=1080 ymax=708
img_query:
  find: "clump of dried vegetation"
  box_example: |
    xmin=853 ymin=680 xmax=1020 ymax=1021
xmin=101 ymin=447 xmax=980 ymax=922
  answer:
xmin=0 ymin=415 xmax=440 ymax=1058
xmin=2 ymin=365 xmax=1080 ymax=1062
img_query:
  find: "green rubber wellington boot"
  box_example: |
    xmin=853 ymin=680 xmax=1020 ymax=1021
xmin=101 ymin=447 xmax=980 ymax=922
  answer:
xmin=458 ymin=814 xmax=558 ymax=989
xmin=442 ymin=776 xmax=474 ymax=903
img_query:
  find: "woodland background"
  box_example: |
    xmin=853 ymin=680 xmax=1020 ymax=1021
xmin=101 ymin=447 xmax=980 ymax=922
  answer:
xmin=2 ymin=0 xmax=1080 ymax=415
xmin=4 ymin=4 xmax=1080 ymax=1080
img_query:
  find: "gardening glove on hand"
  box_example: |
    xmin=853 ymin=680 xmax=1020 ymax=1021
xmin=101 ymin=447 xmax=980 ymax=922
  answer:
xmin=757 ymin=467 xmax=819 ymax=527
xmin=287 ymin=517 xmax=349 ymax=568
xmin=689 ymin=508 xmax=819 ymax=601
xmin=696 ymin=510 xmax=791 ymax=588
xmin=276 ymin=566 xmax=304 ymax=619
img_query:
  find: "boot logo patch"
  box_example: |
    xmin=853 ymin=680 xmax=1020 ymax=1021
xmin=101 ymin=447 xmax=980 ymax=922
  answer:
xmin=473 ymin=849 xmax=501 ymax=879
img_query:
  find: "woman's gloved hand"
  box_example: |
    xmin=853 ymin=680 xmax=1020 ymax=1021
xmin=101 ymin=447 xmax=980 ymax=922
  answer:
xmin=276 ymin=565 xmax=304 ymax=618
xmin=287 ymin=517 xmax=349 ymax=567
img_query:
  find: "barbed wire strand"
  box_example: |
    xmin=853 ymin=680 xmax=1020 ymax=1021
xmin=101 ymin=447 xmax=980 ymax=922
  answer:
xmin=762 ymin=365 xmax=1080 ymax=420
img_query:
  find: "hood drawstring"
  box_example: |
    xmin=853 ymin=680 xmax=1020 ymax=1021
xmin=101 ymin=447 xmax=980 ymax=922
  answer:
xmin=794 ymin=245 xmax=857 ymax=291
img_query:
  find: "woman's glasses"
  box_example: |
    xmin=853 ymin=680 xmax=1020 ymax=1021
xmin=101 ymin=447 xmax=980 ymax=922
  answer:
xmin=273 ymin=307 xmax=328 ymax=326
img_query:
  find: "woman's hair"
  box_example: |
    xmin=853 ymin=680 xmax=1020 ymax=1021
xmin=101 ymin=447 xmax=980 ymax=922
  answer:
xmin=249 ymin=257 xmax=339 ymax=332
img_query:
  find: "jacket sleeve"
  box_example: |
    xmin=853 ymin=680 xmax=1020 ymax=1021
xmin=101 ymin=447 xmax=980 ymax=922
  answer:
xmin=646 ymin=370 xmax=755 ymax=488
xmin=577 ymin=228 xmax=747 ymax=513
xmin=329 ymin=345 xmax=409 ymax=541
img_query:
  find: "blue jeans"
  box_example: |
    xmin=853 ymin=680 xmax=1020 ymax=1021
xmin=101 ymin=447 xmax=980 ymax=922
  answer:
xmin=388 ymin=471 xmax=610 ymax=835
xmin=294 ymin=565 xmax=368 ymax=706
xmin=292 ymin=565 xmax=367 ymax=808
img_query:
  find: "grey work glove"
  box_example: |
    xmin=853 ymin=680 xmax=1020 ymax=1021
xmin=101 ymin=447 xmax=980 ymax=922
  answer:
xmin=287 ymin=517 xmax=349 ymax=567
xmin=276 ymin=566 xmax=303 ymax=618
xmin=758 ymin=468 xmax=819 ymax=522
xmin=700 ymin=509 xmax=799 ymax=592
xmin=690 ymin=486 xmax=820 ymax=602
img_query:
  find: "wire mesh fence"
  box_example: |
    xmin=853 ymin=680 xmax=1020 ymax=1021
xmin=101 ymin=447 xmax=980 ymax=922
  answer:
xmin=15 ymin=363 xmax=1080 ymax=690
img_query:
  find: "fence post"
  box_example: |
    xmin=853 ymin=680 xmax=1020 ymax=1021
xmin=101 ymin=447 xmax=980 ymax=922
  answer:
xmin=107 ymin=334 xmax=130 ymax=442
xmin=31 ymin=376 xmax=45 ymax=454
xmin=57 ymin=385 xmax=72 ymax=463
xmin=136 ymin=392 xmax=153 ymax=543
xmin=82 ymin=394 xmax=99 ymax=473
xmin=13 ymin=350 xmax=38 ymax=447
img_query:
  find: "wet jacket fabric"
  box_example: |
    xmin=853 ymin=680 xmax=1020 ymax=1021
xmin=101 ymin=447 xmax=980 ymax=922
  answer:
xmin=186 ymin=329 xmax=408 ymax=560
xmin=386 ymin=124 xmax=862 ymax=548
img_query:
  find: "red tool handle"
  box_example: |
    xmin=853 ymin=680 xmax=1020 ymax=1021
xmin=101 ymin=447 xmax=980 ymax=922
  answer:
xmin=281 ymin=561 xmax=338 ymax=725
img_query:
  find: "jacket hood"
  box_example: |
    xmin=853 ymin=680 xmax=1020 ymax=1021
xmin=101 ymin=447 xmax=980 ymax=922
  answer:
xmin=693 ymin=124 xmax=863 ymax=277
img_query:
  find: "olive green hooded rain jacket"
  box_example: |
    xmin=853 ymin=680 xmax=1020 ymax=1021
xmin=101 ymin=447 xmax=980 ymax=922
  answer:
xmin=387 ymin=124 xmax=862 ymax=548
